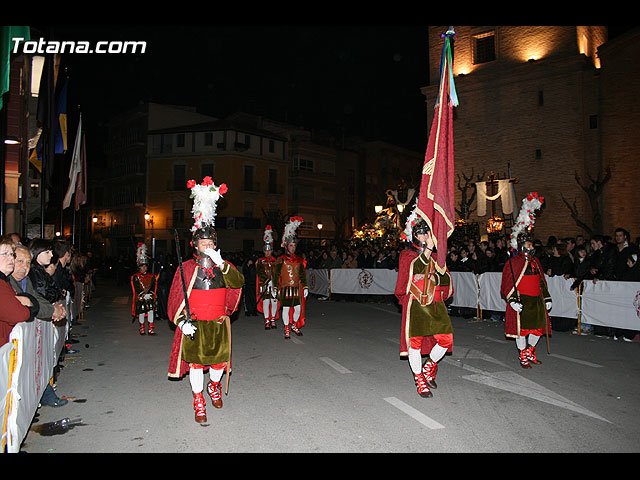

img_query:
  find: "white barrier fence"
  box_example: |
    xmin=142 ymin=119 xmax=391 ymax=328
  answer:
xmin=1 ymin=320 xmax=68 ymax=453
xmin=308 ymin=268 xmax=640 ymax=331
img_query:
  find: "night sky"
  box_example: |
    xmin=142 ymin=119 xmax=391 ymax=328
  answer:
xmin=32 ymin=24 xmax=634 ymax=166
xmin=39 ymin=25 xmax=432 ymax=161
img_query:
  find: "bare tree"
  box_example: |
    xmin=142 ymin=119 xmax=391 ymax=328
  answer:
xmin=455 ymin=168 xmax=484 ymax=220
xmin=560 ymin=167 xmax=611 ymax=235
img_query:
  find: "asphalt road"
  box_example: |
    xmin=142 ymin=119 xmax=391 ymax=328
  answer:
xmin=19 ymin=277 xmax=640 ymax=453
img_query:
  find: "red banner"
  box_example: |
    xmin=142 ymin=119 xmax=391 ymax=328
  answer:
xmin=417 ymin=32 xmax=457 ymax=274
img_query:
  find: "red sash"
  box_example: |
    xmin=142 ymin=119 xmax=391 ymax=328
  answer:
xmin=189 ymin=289 xmax=227 ymax=321
xmin=518 ymin=274 xmax=540 ymax=296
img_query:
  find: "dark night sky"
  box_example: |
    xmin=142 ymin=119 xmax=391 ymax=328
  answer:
xmin=42 ymin=25 xmax=432 ymax=159
xmin=35 ymin=24 xmax=635 ymax=165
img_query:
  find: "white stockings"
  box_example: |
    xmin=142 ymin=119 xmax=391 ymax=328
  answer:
xmin=515 ymin=334 xmax=540 ymax=350
xmin=281 ymin=305 xmax=300 ymax=327
xmin=189 ymin=367 xmax=224 ymax=394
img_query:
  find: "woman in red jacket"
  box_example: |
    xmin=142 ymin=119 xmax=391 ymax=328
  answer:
xmin=0 ymin=236 xmax=35 ymax=347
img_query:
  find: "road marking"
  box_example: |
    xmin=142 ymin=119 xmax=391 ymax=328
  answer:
xmin=452 ymin=346 xmax=511 ymax=368
xmin=319 ymin=357 xmax=352 ymax=374
xmin=443 ymin=357 xmax=610 ymax=423
xmin=291 ymin=337 xmax=304 ymax=345
xmin=476 ymin=335 xmax=511 ymax=344
xmin=548 ymin=354 xmax=603 ymax=368
xmin=384 ymin=397 xmax=445 ymax=430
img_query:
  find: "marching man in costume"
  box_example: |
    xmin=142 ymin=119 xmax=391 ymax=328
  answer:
xmin=131 ymin=243 xmax=157 ymax=335
xmin=395 ymin=207 xmax=454 ymax=398
xmin=274 ymin=216 xmax=308 ymax=339
xmin=167 ymin=177 xmax=244 ymax=424
xmin=501 ymin=192 xmax=552 ymax=369
xmin=256 ymin=225 xmax=279 ymax=330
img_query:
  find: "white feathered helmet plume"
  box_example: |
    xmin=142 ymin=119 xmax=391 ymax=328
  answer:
xmin=510 ymin=191 xmax=544 ymax=251
xmin=401 ymin=199 xmax=430 ymax=244
xmin=282 ymin=216 xmax=303 ymax=247
xmin=263 ymin=225 xmax=274 ymax=251
xmin=136 ymin=242 xmax=149 ymax=266
xmin=187 ymin=176 xmax=228 ymax=244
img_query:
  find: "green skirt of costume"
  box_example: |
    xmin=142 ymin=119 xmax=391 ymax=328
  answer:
xmin=519 ymin=294 xmax=547 ymax=330
xmin=408 ymin=299 xmax=453 ymax=338
xmin=181 ymin=319 xmax=229 ymax=366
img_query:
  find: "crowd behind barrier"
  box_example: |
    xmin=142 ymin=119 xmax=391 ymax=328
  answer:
xmin=1 ymin=233 xmax=95 ymax=453
xmin=1 ymin=319 xmax=68 ymax=452
xmin=307 ymin=269 xmax=640 ymax=332
xmin=2 ymin=228 xmax=638 ymax=452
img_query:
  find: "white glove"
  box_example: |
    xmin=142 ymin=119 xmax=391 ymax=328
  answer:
xmin=546 ymin=301 xmax=553 ymax=311
xmin=204 ymin=248 xmax=224 ymax=267
xmin=179 ymin=320 xmax=197 ymax=337
xmin=510 ymin=302 xmax=523 ymax=312
xmin=143 ymin=293 xmax=153 ymax=300
xmin=304 ymin=288 xmax=308 ymax=298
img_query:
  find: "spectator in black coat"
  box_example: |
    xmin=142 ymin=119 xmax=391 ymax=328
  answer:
xmin=613 ymin=228 xmax=638 ymax=280
xmin=546 ymin=243 xmax=574 ymax=277
xmin=588 ymin=235 xmax=616 ymax=281
xmin=619 ymin=253 xmax=640 ymax=282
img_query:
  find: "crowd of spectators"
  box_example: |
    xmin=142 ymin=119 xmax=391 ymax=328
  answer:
xmin=0 ymin=232 xmax=98 ymax=409
xmin=281 ymin=226 xmax=640 ymax=340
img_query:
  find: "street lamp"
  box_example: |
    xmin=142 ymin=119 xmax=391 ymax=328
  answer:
xmin=317 ymin=223 xmax=323 ymax=247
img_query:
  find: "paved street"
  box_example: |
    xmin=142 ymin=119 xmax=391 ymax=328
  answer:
xmin=19 ymin=276 xmax=640 ymax=453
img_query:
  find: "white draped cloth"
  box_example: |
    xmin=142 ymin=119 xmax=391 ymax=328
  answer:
xmin=475 ymin=179 xmax=516 ymax=217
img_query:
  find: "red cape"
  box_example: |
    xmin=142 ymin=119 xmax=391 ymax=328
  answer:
xmin=500 ymin=253 xmax=551 ymax=338
xmin=168 ymin=259 xmax=242 ymax=378
xmin=394 ymin=248 xmax=453 ymax=358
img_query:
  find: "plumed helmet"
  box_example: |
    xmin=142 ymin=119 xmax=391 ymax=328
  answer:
xmin=263 ymin=225 xmax=274 ymax=251
xmin=187 ymin=176 xmax=228 ymax=246
xmin=281 ymin=216 xmax=303 ymax=247
xmin=136 ymin=243 xmax=149 ymax=266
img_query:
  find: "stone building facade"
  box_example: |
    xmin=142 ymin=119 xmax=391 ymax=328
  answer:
xmin=422 ymin=26 xmax=637 ymax=242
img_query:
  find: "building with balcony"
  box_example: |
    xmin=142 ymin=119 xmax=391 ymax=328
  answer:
xmin=145 ymin=112 xmax=288 ymax=254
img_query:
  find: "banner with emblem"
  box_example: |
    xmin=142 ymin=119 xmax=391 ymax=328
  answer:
xmin=329 ymin=268 xmax=398 ymax=295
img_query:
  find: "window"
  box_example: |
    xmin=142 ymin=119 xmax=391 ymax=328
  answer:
xmin=473 ymin=31 xmax=496 ymax=64
xmin=174 ymin=164 xmax=186 ymax=191
xmin=204 ymin=132 xmax=213 ymax=146
xmin=176 ymin=133 xmax=185 ymax=148
xmin=535 ymin=149 xmax=542 ymax=160
xmin=268 ymin=139 xmax=275 ymax=153
xmin=201 ymin=163 xmax=214 ymax=179
xmin=589 ymin=115 xmax=598 ymax=129
xmin=538 ymin=90 xmax=544 ymax=106
xmin=243 ymin=200 xmax=255 ymax=218
xmin=293 ymin=155 xmax=314 ymax=172
xmin=173 ymin=201 xmax=185 ymax=227
xmin=244 ymin=165 xmax=255 ymax=191
xmin=268 ymin=168 xmax=278 ymax=194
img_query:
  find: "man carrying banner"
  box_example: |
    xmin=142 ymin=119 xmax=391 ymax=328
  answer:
xmin=274 ymin=217 xmax=307 ymax=339
xmin=394 ymin=28 xmax=458 ymax=398
xmin=395 ymin=208 xmax=454 ymax=398
xmin=501 ymin=192 xmax=552 ymax=368
xmin=256 ymin=225 xmax=279 ymax=330
xmin=131 ymin=243 xmax=157 ymax=335
xmin=167 ymin=177 xmax=244 ymax=424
